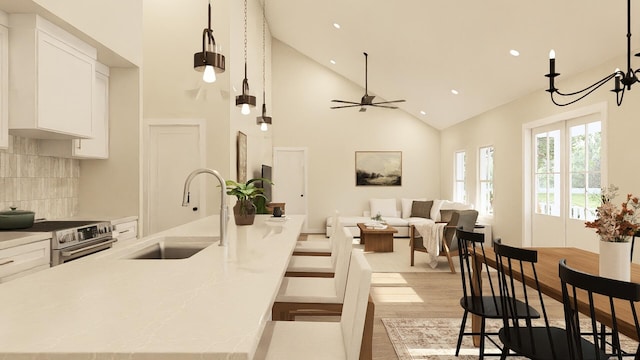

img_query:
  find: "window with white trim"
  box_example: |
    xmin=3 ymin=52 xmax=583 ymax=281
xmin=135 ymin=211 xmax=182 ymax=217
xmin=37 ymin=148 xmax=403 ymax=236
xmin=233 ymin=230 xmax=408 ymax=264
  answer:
xmin=454 ymin=151 xmax=466 ymax=203
xmin=479 ymin=146 xmax=494 ymax=215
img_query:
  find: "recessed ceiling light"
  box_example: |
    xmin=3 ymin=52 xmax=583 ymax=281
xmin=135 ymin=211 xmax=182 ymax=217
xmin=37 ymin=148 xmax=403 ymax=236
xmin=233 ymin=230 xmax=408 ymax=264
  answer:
xmin=451 ymin=89 xmax=459 ymax=95
xmin=420 ymin=110 xmax=426 ymax=115
xmin=510 ymin=49 xmax=520 ymax=57
xmin=333 ymin=22 xmax=341 ymax=29
xmin=330 ymin=59 xmax=336 ymax=65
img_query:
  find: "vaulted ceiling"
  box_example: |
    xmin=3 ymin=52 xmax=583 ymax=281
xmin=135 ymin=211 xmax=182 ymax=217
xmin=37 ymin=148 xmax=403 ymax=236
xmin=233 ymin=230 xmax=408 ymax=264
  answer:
xmin=266 ymin=0 xmax=633 ymax=129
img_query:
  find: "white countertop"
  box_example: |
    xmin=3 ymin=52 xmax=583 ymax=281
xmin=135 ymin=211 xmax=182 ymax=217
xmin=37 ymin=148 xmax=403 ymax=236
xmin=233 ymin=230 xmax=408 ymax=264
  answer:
xmin=0 ymin=232 xmax=51 ymax=250
xmin=0 ymin=214 xmax=304 ymax=360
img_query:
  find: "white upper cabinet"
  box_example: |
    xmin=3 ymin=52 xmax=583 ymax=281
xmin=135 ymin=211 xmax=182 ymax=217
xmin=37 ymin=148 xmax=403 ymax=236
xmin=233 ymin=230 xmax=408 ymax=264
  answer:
xmin=40 ymin=62 xmax=109 ymax=158
xmin=0 ymin=14 xmax=8 ymax=149
xmin=8 ymin=14 xmax=96 ymax=139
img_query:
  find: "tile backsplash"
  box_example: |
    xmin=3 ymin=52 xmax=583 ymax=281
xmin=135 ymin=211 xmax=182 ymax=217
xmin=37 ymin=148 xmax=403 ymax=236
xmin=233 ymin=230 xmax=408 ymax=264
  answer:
xmin=0 ymin=135 xmax=79 ymax=220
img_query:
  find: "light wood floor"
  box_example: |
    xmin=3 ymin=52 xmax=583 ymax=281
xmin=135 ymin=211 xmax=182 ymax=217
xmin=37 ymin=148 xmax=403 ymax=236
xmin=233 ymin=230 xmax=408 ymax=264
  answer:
xmin=369 ymin=271 xmax=566 ymax=359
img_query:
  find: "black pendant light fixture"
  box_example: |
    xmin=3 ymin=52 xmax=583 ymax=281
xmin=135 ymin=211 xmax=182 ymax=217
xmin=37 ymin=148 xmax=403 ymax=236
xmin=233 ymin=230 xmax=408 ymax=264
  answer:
xmin=193 ymin=0 xmax=225 ymax=83
xmin=236 ymin=0 xmax=256 ymax=115
xmin=256 ymin=0 xmax=272 ymax=131
xmin=546 ymin=0 xmax=640 ymax=106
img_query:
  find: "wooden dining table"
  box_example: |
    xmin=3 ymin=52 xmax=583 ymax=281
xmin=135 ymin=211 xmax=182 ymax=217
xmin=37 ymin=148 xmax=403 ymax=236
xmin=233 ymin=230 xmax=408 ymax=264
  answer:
xmin=471 ymin=246 xmax=640 ymax=346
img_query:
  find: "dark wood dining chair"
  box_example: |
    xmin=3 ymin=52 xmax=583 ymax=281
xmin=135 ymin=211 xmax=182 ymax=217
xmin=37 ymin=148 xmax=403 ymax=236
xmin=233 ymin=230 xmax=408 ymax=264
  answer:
xmin=455 ymin=229 xmax=535 ymax=359
xmin=560 ymin=259 xmax=640 ymax=360
xmin=493 ymin=240 xmax=566 ymax=360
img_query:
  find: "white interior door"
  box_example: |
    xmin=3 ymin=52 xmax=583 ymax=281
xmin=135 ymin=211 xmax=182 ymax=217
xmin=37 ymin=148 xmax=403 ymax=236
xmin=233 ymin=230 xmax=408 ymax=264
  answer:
xmin=273 ymin=148 xmax=307 ymax=227
xmin=145 ymin=120 xmax=205 ymax=235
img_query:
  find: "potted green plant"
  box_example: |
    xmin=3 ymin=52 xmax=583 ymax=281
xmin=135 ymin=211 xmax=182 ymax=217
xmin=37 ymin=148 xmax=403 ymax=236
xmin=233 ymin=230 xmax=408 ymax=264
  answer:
xmin=225 ymin=178 xmax=273 ymax=225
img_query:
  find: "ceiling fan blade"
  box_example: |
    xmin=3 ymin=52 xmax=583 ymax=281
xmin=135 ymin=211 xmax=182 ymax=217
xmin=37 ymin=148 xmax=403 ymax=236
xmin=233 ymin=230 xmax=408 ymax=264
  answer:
xmin=331 ymin=99 xmax=360 ymax=104
xmin=370 ymin=104 xmax=399 ymax=109
xmin=330 ymin=104 xmax=364 ymax=109
xmin=371 ymin=99 xmax=406 ymax=105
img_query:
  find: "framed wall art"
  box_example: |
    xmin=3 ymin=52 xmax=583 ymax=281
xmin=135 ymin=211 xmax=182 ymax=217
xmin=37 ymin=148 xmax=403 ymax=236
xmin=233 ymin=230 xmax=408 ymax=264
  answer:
xmin=355 ymin=151 xmax=402 ymax=186
xmin=237 ymin=131 xmax=247 ymax=183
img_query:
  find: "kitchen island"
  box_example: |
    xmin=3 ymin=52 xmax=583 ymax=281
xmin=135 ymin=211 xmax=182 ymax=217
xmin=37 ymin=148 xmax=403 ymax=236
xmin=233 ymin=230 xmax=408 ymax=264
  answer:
xmin=0 ymin=214 xmax=304 ymax=360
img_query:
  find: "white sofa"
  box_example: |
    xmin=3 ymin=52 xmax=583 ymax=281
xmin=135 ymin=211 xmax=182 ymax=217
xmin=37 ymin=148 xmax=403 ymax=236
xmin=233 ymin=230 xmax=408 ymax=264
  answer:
xmin=325 ymin=198 xmax=474 ymax=238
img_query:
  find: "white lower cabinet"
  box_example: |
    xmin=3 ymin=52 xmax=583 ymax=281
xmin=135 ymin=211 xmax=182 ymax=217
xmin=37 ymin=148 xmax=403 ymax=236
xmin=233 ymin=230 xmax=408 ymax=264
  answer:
xmin=113 ymin=220 xmax=138 ymax=241
xmin=0 ymin=239 xmax=51 ymax=283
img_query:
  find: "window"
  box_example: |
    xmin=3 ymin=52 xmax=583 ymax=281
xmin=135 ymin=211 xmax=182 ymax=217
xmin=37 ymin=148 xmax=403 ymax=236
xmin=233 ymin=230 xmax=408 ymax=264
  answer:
xmin=569 ymin=121 xmax=601 ymax=221
xmin=478 ymin=146 xmax=494 ymax=215
xmin=454 ymin=151 xmax=466 ymax=203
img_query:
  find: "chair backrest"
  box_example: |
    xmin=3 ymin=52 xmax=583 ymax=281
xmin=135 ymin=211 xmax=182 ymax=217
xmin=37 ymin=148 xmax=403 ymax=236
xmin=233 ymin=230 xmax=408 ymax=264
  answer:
xmin=456 ymin=228 xmax=498 ymax=309
xmin=333 ymin=226 xmax=354 ymax=301
xmin=340 ymin=250 xmax=372 ymax=360
xmin=559 ymin=259 xmax=640 ymax=360
xmin=493 ymin=241 xmax=557 ymax=358
xmin=444 ymin=210 xmax=478 ymax=250
xmin=329 ymin=210 xmax=341 ymax=266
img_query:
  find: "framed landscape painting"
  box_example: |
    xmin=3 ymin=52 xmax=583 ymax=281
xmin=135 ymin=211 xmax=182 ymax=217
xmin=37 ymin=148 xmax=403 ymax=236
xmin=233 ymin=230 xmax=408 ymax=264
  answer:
xmin=355 ymin=151 xmax=402 ymax=186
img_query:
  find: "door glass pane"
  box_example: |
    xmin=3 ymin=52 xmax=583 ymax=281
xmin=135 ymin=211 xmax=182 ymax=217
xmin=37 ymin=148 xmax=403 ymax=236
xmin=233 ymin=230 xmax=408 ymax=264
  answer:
xmin=568 ymin=121 xmax=601 ymax=220
xmin=570 ymin=173 xmax=586 ymax=219
xmin=549 ymin=130 xmax=560 ymax=173
xmin=536 ymin=174 xmax=548 ymax=214
xmin=536 ymin=133 xmax=548 ymax=173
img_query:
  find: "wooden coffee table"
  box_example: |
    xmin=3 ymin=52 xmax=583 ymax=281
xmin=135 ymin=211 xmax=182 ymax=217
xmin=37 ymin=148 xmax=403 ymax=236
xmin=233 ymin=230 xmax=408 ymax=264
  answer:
xmin=357 ymin=223 xmax=398 ymax=252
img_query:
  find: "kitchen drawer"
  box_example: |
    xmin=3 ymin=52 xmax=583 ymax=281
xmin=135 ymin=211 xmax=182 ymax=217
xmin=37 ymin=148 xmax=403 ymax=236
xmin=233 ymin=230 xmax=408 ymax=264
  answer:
xmin=113 ymin=220 xmax=137 ymax=241
xmin=0 ymin=264 xmax=49 ymax=284
xmin=0 ymin=239 xmax=50 ymax=281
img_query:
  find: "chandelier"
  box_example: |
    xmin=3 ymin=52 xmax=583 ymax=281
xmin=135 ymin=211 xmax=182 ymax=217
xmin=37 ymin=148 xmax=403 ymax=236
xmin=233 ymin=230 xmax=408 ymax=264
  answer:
xmin=546 ymin=0 xmax=640 ymax=106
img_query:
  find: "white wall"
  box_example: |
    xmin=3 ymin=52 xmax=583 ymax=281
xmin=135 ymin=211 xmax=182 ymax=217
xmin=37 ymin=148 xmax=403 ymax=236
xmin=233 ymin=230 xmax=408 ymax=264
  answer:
xmin=143 ymin=0 xmax=271 ymax=225
xmin=440 ymin=52 xmax=640 ymax=250
xmin=271 ymin=39 xmax=441 ymax=232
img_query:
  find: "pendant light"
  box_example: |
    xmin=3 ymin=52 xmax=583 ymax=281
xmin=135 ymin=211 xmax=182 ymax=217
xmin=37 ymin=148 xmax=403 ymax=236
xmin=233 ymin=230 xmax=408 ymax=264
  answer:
xmin=256 ymin=0 xmax=272 ymax=131
xmin=194 ymin=0 xmax=225 ymax=83
xmin=236 ymin=0 xmax=256 ymax=115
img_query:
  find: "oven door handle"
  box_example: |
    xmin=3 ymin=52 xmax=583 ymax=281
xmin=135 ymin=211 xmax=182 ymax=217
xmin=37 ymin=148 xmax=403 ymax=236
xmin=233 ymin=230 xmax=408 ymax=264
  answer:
xmin=61 ymin=238 xmax=118 ymax=257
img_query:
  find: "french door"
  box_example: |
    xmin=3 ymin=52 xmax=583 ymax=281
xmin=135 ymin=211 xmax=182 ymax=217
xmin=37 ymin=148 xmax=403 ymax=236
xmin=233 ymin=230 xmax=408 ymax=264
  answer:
xmin=531 ymin=114 xmax=602 ymax=251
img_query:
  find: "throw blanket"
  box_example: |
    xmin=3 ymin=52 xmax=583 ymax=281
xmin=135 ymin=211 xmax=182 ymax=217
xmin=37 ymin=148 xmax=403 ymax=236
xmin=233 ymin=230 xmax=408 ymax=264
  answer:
xmin=413 ymin=221 xmax=447 ymax=269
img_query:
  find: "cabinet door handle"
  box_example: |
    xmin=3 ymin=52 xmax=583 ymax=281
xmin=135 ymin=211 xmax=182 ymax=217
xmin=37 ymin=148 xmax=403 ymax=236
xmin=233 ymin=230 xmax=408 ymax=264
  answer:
xmin=0 ymin=259 xmax=14 ymax=266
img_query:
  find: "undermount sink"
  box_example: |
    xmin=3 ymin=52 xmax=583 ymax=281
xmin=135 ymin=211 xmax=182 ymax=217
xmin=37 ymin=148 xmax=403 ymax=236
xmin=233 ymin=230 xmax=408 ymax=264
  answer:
xmin=121 ymin=236 xmax=218 ymax=260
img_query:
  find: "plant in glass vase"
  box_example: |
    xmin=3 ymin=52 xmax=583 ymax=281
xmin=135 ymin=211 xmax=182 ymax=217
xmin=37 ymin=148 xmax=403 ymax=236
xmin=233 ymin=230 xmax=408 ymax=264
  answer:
xmin=585 ymin=185 xmax=640 ymax=281
xmin=225 ymin=178 xmax=273 ymax=225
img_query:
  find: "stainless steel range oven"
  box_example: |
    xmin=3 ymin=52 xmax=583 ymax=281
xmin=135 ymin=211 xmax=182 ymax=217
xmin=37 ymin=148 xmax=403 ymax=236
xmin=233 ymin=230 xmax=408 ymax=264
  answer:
xmin=6 ymin=221 xmax=116 ymax=266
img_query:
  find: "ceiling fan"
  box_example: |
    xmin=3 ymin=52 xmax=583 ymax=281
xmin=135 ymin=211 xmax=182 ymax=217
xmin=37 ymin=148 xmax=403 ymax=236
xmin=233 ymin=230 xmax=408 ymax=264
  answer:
xmin=330 ymin=52 xmax=406 ymax=112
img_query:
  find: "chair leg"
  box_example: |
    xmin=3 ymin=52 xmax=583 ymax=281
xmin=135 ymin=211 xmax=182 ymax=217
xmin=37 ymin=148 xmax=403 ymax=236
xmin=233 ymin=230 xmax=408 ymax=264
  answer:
xmin=442 ymin=242 xmax=456 ymax=274
xmin=455 ymin=310 xmax=469 ymax=356
xmin=479 ymin=317 xmax=486 ymax=360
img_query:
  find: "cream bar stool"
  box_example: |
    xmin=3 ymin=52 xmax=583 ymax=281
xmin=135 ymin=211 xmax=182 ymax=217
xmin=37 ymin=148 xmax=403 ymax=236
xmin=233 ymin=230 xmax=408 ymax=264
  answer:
xmin=272 ymin=226 xmax=353 ymax=320
xmin=291 ymin=211 xmax=338 ymax=256
xmin=255 ymin=250 xmax=372 ymax=360
xmin=285 ymin=212 xmax=349 ymax=277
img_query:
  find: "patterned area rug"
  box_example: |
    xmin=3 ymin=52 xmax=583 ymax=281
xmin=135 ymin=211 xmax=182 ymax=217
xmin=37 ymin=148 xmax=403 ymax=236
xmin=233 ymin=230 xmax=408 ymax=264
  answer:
xmin=382 ymin=318 xmax=639 ymax=360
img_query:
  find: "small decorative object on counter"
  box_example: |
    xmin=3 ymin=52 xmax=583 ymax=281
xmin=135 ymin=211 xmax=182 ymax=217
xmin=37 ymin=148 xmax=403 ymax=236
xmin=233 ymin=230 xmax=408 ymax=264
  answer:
xmin=272 ymin=206 xmax=282 ymax=218
xmin=226 ymin=178 xmax=273 ymax=226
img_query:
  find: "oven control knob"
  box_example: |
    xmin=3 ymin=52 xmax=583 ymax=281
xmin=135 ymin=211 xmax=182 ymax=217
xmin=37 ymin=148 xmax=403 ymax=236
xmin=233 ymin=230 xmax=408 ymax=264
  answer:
xmin=59 ymin=234 xmax=69 ymax=243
